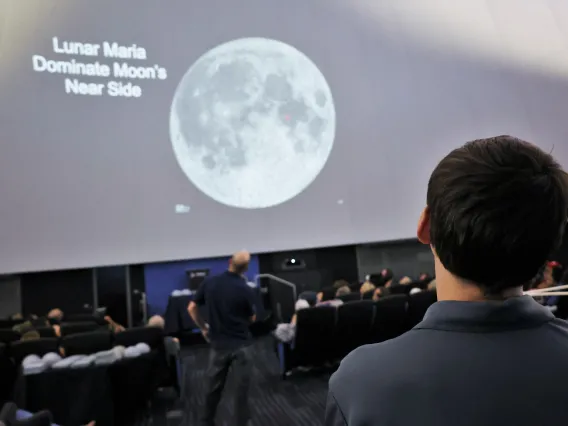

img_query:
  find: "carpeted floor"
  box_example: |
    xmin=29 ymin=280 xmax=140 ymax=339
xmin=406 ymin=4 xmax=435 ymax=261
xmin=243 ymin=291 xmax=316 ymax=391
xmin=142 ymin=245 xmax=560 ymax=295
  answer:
xmin=180 ymin=337 xmax=330 ymax=426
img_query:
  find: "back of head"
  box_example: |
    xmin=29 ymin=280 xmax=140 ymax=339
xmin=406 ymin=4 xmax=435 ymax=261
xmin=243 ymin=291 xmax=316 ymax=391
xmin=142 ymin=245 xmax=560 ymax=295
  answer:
xmin=21 ymin=330 xmax=40 ymax=341
xmin=230 ymin=250 xmax=251 ymax=275
xmin=335 ymin=286 xmax=351 ymax=297
xmin=47 ymin=308 xmax=63 ymax=323
xmin=295 ymin=299 xmax=310 ymax=312
xmin=333 ymin=279 xmax=350 ymax=289
xmin=147 ymin=315 xmax=165 ymax=329
xmin=360 ymin=281 xmax=376 ymax=294
xmin=427 ymin=136 xmax=568 ymax=294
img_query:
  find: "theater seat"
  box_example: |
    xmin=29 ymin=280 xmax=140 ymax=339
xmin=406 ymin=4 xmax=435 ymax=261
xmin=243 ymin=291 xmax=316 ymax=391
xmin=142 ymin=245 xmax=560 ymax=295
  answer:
xmin=337 ymin=293 xmax=360 ymax=303
xmin=278 ymin=306 xmax=336 ymax=376
xmin=61 ymin=330 xmax=113 ymax=356
xmin=60 ymin=321 xmax=101 ymax=336
xmin=319 ymin=287 xmax=336 ymax=302
xmin=0 ymin=344 xmax=17 ymax=406
xmin=10 ymin=339 xmax=59 ymax=365
xmin=65 ymin=314 xmax=108 ymax=326
xmin=0 ymin=329 xmax=20 ymax=345
xmin=371 ymin=295 xmax=408 ymax=343
xmin=406 ymin=290 xmax=437 ymax=330
xmin=114 ymin=326 xmax=164 ymax=350
xmin=35 ymin=327 xmax=56 ymax=339
xmin=335 ymin=301 xmax=375 ymax=357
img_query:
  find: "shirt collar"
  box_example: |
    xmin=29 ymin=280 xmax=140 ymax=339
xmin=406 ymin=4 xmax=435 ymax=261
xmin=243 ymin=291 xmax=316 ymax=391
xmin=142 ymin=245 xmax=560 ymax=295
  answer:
xmin=415 ymin=295 xmax=554 ymax=332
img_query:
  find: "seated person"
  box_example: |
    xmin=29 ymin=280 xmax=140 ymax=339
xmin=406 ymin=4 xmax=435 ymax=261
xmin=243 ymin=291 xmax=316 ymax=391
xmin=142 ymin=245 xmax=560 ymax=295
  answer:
xmin=20 ymin=330 xmax=40 ymax=341
xmin=427 ymin=279 xmax=437 ymax=290
xmin=274 ymin=299 xmax=310 ymax=342
xmin=318 ymin=286 xmax=349 ymax=307
xmin=372 ymin=287 xmax=390 ymax=301
xmin=359 ymin=281 xmax=376 ymax=297
xmin=398 ymin=276 xmax=413 ymax=285
xmin=104 ymin=316 xmax=125 ymax=333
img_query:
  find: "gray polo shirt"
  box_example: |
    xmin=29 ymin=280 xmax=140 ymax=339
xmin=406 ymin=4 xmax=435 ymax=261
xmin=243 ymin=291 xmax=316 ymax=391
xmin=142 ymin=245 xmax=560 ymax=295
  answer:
xmin=326 ymin=296 xmax=568 ymax=426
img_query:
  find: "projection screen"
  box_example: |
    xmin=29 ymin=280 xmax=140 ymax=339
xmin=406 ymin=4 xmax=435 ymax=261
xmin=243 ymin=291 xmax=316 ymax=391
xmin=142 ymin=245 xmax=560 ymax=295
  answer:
xmin=1 ymin=0 xmax=568 ymax=273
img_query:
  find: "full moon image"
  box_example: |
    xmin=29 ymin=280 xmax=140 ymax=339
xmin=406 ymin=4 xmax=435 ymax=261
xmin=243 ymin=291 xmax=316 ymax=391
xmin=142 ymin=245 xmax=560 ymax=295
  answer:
xmin=169 ymin=37 xmax=336 ymax=209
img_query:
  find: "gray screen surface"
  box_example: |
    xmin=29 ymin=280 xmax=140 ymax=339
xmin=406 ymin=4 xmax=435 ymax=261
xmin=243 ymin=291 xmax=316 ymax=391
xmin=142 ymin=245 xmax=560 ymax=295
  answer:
xmin=1 ymin=0 xmax=567 ymax=273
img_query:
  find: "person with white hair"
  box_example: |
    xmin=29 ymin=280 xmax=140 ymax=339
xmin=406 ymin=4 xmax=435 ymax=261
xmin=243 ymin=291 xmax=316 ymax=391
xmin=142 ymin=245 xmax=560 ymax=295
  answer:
xmin=147 ymin=315 xmax=165 ymax=328
xmin=274 ymin=299 xmax=310 ymax=343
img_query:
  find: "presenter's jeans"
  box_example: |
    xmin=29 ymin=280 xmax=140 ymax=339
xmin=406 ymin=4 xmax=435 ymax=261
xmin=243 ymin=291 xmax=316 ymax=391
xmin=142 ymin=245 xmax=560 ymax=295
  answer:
xmin=201 ymin=344 xmax=252 ymax=426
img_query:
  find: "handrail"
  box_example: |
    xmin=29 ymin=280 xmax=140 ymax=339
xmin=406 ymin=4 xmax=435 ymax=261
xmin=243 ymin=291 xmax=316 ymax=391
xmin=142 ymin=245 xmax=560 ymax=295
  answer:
xmin=255 ymin=273 xmax=297 ymax=300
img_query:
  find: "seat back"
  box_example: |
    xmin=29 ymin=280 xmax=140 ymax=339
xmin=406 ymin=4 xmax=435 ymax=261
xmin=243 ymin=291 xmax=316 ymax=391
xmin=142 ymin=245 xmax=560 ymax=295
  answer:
xmin=293 ymin=306 xmax=336 ymax=365
xmin=60 ymin=321 xmax=101 ymax=336
xmin=61 ymin=330 xmax=113 ymax=356
xmin=372 ymin=295 xmax=408 ymax=343
xmin=35 ymin=327 xmax=56 ymax=339
xmin=10 ymin=338 xmax=59 ymax=365
xmin=406 ymin=290 xmax=437 ymax=329
xmin=65 ymin=313 xmax=108 ymax=325
xmin=114 ymin=326 xmax=164 ymax=349
xmin=0 ymin=329 xmax=20 ymax=344
xmin=335 ymin=301 xmax=375 ymax=357
xmin=337 ymin=293 xmax=360 ymax=303
xmin=319 ymin=287 xmax=336 ymax=302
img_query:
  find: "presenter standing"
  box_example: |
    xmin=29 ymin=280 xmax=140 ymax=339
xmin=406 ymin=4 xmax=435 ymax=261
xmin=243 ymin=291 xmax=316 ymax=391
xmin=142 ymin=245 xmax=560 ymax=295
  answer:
xmin=188 ymin=250 xmax=256 ymax=426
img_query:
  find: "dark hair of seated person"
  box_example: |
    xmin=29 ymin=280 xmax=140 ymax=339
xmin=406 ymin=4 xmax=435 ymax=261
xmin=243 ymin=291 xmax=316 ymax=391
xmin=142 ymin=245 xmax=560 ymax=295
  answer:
xmin=424 ymin=135 xmax=568 ymax=296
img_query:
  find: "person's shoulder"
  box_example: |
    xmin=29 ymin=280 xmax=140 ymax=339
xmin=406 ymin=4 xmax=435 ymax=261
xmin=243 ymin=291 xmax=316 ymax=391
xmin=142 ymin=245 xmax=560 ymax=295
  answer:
xmin=330 ymin=333 xmax=419 ymax=401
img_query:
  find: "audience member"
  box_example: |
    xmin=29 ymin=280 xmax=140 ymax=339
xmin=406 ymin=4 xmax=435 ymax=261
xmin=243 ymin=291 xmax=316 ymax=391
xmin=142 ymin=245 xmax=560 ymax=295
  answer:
xmin=398 ymin=276 xmax=412 ymax=285
xmin=427 ymin=279 xmax=437 ymax=291
xmin=326 ymin=136 xmax=568 ymax=426
xmin=20 ymin=330 xmax=40 ymax=341
xmin=359 ymin=281 xmax=375 ymax=296
xmin=372 ymin=287 xmax=389 ymax=301
xmin=335 ymin=286 xmax=351 ymax=297
xmin=333 ymin=280 xmax=350 ymax=289
xmin=47 ymin=309 xmax=64 ymax=324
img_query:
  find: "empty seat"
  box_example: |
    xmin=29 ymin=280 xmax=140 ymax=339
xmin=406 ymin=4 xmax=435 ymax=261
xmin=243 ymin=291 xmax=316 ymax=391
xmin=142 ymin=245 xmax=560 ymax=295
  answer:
xmin=60 ymin=321 xmax=101 ymax=336
xmin=10 ymin=338 xmax=59 ymax=365
xmin=0 ymin=329 xmax=20 ymax=344
xmin=114 ymin=326 xmax=164 ymax=350
xmin=335 ymin=301 xmax=375 ymax=357
xmin=290 ymin=306 xmax=336 ymax=367
xmin=371 ymin=295 xmax=408 ymax=343
xmin=406 ymin=290 xmax=437 ymax=329
xmin=60 ymin=330 xmax=113 ymax=356
xmin=337 ymin=293 xmax=360 ymax=303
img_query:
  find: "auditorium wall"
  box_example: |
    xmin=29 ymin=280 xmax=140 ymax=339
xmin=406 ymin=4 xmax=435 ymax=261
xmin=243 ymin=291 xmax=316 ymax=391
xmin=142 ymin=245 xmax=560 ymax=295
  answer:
xmin=258 ymin=245 xmax=359 ymax=292
xmin=0 ymin=275 xmax=22 ymax=317
xmin=143 ymin=255 xmax=260 ymax=316
xmin=356 ymin=240 xmax=435 ymax=281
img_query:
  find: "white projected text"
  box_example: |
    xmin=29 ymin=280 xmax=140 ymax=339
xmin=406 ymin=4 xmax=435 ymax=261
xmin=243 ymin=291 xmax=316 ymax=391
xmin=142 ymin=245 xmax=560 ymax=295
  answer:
xmin=31 ymin=37 xmax=168 ymax=98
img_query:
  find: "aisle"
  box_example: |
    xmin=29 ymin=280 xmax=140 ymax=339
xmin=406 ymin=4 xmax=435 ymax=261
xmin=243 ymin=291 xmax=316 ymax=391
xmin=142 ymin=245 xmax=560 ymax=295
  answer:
xmin=181 ymin=337 xmax=330 ymax=426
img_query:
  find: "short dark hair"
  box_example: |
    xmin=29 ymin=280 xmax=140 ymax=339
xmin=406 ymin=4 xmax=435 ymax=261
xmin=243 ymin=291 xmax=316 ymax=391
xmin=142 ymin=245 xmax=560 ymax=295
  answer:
xmin=427 ymin=135 xmax=568 ymax=293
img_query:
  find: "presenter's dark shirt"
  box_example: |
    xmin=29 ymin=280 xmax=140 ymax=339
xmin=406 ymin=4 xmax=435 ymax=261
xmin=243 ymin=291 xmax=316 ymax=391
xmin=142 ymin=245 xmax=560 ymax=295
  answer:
xmin=326 ymin=296 xmax=568 ymax=426
xmin=194 ymin=271 xmax=255 ymax=349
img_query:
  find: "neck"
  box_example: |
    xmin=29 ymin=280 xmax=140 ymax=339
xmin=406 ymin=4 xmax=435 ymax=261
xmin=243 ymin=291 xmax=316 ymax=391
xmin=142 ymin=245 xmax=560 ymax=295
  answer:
xmin=435 ymin=264 xmax=523 ymax=302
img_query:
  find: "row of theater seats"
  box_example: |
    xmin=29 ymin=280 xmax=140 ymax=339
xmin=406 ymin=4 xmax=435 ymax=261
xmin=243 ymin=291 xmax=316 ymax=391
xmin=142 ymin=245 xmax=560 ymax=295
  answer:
xmin=320 ymin=280 xmax=432 ymax=302
xmin=0 ymin=326 xmax=164 ymax=366
xmin=277 ymin=291 xmax=437 ymax=377
xmin=0 ymin=321 xmax=106 ymax=344
xmin=0 ymin=326 xmax=178 ymax=419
